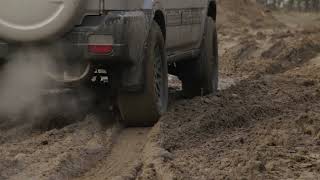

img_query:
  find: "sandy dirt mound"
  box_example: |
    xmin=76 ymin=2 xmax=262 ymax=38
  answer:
xmin=217 ymin=0 xmax=283 ymax=31
xmin=145 ymin=70 xmax=320 ymax=179
xmin=138 ymin=32 xmax=320 ymax=178
xmin=137 ymin=2 xmax=320 ymax=180
xmin=220 ymin=29 xmax=320 ymax=77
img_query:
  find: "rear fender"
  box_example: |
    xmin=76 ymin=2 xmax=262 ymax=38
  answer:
xmin=117 ymin=11 xmax=151 ymax=91
xmin=120 ymin=3 xmax=168 ymax=92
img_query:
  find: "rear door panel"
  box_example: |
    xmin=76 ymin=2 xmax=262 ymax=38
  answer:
xmin=164 ymin=0 xmax=207 ymax=54
xmin=164 ymin=0 xmax=193 ymax=53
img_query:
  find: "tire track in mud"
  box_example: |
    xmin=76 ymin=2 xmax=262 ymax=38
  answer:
xmin=0 ymin=114 xmax=115 ymax=180
xmin=0 ymin=78 xmax=238 ymax=180
xmin=77 ymin=128 xmax=151 ymax=180
xmin=0 ymin=112 xmax=153 ymax=180
xmin=0 ymin=73 xmax=262 ymax=180
xmin=0 ymin=86 xmax=173 ymax=180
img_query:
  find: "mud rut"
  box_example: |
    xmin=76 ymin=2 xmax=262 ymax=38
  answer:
xmin=0 ymin=76 xmax=235 ymax=180
xmin=0 ymin=113 xmax=151 ymax=180
xmin=0 ymin=73 xmax=251 ymax=180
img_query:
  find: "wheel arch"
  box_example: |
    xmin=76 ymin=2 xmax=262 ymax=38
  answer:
xmin=153 ymin=10 xmax=166 ymax=40
xmin=208 ymin=0 xmax=217 ymax=20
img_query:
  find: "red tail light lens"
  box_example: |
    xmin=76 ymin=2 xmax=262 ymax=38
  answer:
xmin=88 ymin=45 xmax=113 ymax=54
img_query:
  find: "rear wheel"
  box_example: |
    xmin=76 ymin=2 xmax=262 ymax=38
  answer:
xmin=178 ymin=17 xmax=218 ymax=97
xmin=117 ymin=21 xmax=168 ymax=127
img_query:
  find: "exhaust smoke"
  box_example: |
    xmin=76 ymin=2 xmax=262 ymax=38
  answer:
xmin=0 ymin=47 xmax=49 ymax=117
xmin=0 ymin=46 xmax=92 ymax=130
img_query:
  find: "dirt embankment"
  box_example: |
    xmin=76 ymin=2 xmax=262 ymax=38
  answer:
xmin=217 ymin=0 xmax=283 ymax=31
xmin=142 ymin=66 xmax=320 ymax=179
xmin=137 ymin=1 xmax=320 ymax=179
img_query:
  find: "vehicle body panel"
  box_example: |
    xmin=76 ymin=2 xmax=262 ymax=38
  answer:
xmin=0 ymin=0 xmax=216 ymax=91
xmin=103 ymin=0 xmax=208 ymax=53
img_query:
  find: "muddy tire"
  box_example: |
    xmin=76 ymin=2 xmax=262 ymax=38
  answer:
xmin=179 ymin=17 xmax=218 ymax=97
xmin=117 ymin=21 xmax=168 ymax=127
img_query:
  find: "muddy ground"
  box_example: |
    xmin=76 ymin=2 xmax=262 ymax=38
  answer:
xmin=2 ymin=0 xmax=320 ymax=179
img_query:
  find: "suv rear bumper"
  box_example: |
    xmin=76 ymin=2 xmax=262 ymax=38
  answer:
xmin=0 ymin=11 xmax=150 ymax=91
xmin=0 ymin=10 xmax=150 ymax=65
xmin=0 ymin=42 xmax=8 ymax=59
xmin=64 ymin=11 xmax=150 ymax=66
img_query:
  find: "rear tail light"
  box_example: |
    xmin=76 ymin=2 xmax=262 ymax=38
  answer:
xmin=88 ymin=35 xmax=113 ymax=54
xmin=88 ymin=45 xmax=113 ymax=54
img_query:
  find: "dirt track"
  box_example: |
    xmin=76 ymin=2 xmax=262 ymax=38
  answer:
xmin=2 ymin=0 xmax=320 ymax=179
